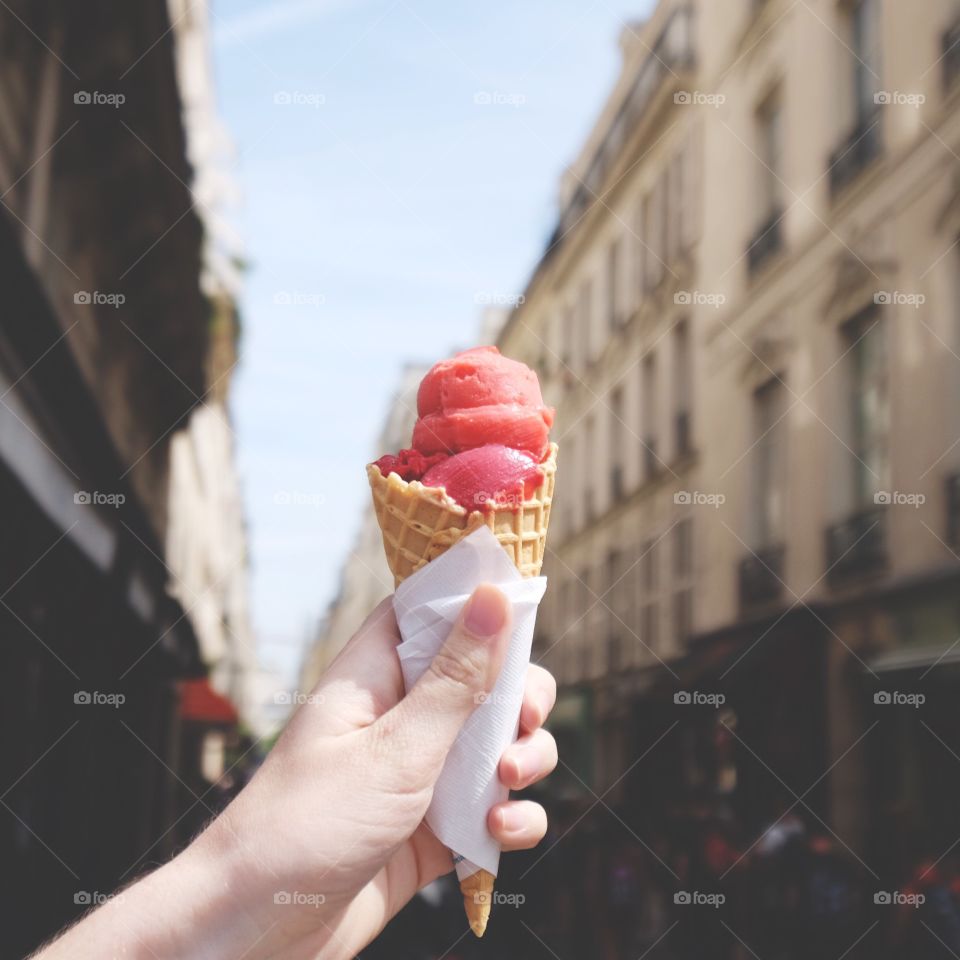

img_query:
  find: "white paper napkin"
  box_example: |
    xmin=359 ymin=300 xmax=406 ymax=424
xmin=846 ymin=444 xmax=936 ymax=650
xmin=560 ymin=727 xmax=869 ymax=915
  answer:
xmin=393 ymin=525 xmax=547 ymax=879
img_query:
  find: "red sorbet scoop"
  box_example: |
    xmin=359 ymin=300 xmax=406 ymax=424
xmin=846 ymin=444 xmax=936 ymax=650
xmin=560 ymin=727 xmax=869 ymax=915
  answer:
xmin=421 ymin=444 xmax=543 ymax=511
xmin=413 ymin=346 xmax=554 ymax=459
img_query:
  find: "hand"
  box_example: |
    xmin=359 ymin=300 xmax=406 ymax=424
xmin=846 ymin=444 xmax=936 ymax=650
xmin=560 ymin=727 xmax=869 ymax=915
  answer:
xmin=219 ymin=582 xmax=558 ymax=957
xmin=35 ymin=584 xmax=557 ymax=960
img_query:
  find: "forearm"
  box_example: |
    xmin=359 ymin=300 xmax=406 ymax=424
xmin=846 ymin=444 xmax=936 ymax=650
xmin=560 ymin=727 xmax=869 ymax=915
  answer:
xmin=33 ymin=823 xmax=268 ymax=960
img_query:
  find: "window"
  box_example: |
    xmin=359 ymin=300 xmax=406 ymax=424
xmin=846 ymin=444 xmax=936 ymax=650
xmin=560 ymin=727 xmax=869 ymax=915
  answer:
xmin=639 ymin=536 xmax=659 ymax=655
xmin=610 ymin=387 xmax=625 ymax=503
xmin=850 ymin=0 xmax=880 ymax=125
xmin=642 ymin=189 xmax=664 ymax=292
xmin=642 ymin=352 xmax=658 ymax=479
xmin=673 ymin=589 xmax=693 ymax=646
xmin=562 ymin=305 xmax=574 ymax=372
xmin=752 ymin=378 xmax=786 ymax=547
xmin=847 ymin=308 xmax=888 ymax=507
xmin=757 ymin=93 xmax=782 ymax=220
xmin=635 ymin=200 xmax=645 ymax=299
xmin=607 ymin=238 xmax=621 ymax=329
xmin=672 ymin=518 xmax=693 ymax=646
xmin=564 ymin=433 xmax=576 ymax=537
xmin=658 ymin=170 xmax=670 ymax=270
xmin=579 ymin=280 xmax=592 ymax=370
xmin=667 ymin=150 xmax=684 ymax=263
xmin=579 ymin=568 xmax=592 ymax=678
xmin=584 ymin=415 xmax=596 ymax=522
xmin=673 ymin=321 xmax=691 ymax=457
xmin=606 ymin=549 xmax=622 ymax=671
xmin=674 ymin=517 xmax=692 ymax=579
xmin=642 ymin=537 xmax=659 ymax=592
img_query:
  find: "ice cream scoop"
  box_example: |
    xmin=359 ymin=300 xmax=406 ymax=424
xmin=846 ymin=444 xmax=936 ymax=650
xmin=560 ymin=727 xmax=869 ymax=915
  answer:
xmin=412 ymin=346 xmax=554 ymax=460
xmin=421 ymin=444 xmax=543 ymax=511
xmin=375 ymin=347 xmax=554 ymax=512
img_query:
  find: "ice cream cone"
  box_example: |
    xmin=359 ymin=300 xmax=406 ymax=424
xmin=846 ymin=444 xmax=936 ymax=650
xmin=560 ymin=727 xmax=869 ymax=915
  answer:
xmin=367 ymin=443 xmax=556 ymax=588
xmin=367 ymin=441 xmax=557 ymax=935
xmin=459 ymin=865 xmax=495 ymax=937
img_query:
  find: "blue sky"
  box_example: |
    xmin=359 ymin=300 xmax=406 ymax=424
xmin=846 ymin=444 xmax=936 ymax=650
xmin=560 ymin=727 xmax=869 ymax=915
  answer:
xmin=213 ymin=0 xmax=655 ymax=681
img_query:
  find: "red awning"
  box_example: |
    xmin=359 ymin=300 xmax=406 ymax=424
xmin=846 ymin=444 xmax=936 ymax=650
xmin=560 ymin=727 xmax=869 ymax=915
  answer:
xmin=179 ymin=678 xmax=238 ymax=725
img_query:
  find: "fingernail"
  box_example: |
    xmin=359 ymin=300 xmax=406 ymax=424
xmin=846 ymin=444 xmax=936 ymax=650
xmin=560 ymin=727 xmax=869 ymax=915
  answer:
xmin=535 ymin=691 xmax=551 ymax=725
xmin=463 ymin=583 xmax=508 ymax=639
xmin=509 ymin=745 xmax=536 ymax=784
xmin=498 ymin=806 xmax=526 ymax=834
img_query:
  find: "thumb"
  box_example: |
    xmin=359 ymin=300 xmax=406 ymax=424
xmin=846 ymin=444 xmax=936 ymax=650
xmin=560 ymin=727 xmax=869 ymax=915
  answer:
xmin=377 ymin=582 xmax=511 ymax=789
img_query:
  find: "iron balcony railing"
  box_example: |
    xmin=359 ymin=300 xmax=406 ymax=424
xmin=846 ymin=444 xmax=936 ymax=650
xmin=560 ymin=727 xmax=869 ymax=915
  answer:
xmin=739 ymin=545 xmax=785 ymax=608
xmin=825 ymin=504 xmax=887 ymax=584
xmin=829 ymin=110 xmax=883 ymax=196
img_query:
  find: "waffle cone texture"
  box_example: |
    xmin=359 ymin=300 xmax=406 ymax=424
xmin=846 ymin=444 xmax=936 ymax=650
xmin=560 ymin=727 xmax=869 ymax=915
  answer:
xmin=367 ymin=443 xmax=556 ymax=588
xmin=367 ymin=442 xmax=557 ymax=935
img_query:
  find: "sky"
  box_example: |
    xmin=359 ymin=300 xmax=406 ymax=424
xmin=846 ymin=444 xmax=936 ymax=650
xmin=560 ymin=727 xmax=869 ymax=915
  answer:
xmin=212 ymin=0 xmax=656 ymax=683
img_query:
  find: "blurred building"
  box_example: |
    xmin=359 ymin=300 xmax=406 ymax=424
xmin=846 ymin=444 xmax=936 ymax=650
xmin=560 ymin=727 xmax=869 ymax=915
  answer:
xmin=499 ymin=0 xmax=960 ymax=866
xmin=0 ymin=1 xmax=253 ymax=955
xmin=299 ymin=363 xmax=428 ymax=691
xmin=499 ymin=0 xmax=701 ymax=800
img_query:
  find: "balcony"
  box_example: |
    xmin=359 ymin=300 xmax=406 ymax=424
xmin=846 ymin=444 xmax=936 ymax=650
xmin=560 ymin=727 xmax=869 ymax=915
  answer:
xmin=829 ymin=110 xmax=882 ymax=197
xmin=746 ymin=209 xmax=783 ymax=275
xmin=825 ymin=505 xmax=887 ymax=585
xmin=946 ymin=472 xmax=960 ymax=546
xmin=739 ymin=545 xmax=785 ymax=608
xmin=944 ymin=18 xmax=960 ymax=91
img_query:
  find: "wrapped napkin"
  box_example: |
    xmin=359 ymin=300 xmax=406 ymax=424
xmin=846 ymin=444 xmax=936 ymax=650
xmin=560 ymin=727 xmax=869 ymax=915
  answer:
xmin=393 ymin=525 xmax=547 ymax=880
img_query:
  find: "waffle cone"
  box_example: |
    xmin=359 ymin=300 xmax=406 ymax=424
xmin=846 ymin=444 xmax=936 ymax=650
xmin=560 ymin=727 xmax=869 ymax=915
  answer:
xmin=367 ymin=442 xmax=557 ymax=936
xmin=459 ymin=866 xmax=495 ymax=937
xmin=366 ymin=443 xmax=556 ymax=588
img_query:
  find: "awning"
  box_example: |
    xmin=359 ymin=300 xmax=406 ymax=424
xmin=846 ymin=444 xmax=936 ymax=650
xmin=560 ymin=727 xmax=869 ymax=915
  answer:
xmin=179 ymin=678 xmax=238 ymax=725
xmin=868 ymin=642 xmax=960 ymax=674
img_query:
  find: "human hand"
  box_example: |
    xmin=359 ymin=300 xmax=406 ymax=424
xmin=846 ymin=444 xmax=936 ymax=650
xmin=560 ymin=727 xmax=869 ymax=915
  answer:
xmin=197 ymin=582 xmax=557 ymax=958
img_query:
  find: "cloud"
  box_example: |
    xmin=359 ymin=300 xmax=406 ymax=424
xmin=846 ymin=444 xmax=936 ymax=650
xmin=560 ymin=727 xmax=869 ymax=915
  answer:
xmin=214 ymin=0 xmax=355 ymax=47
